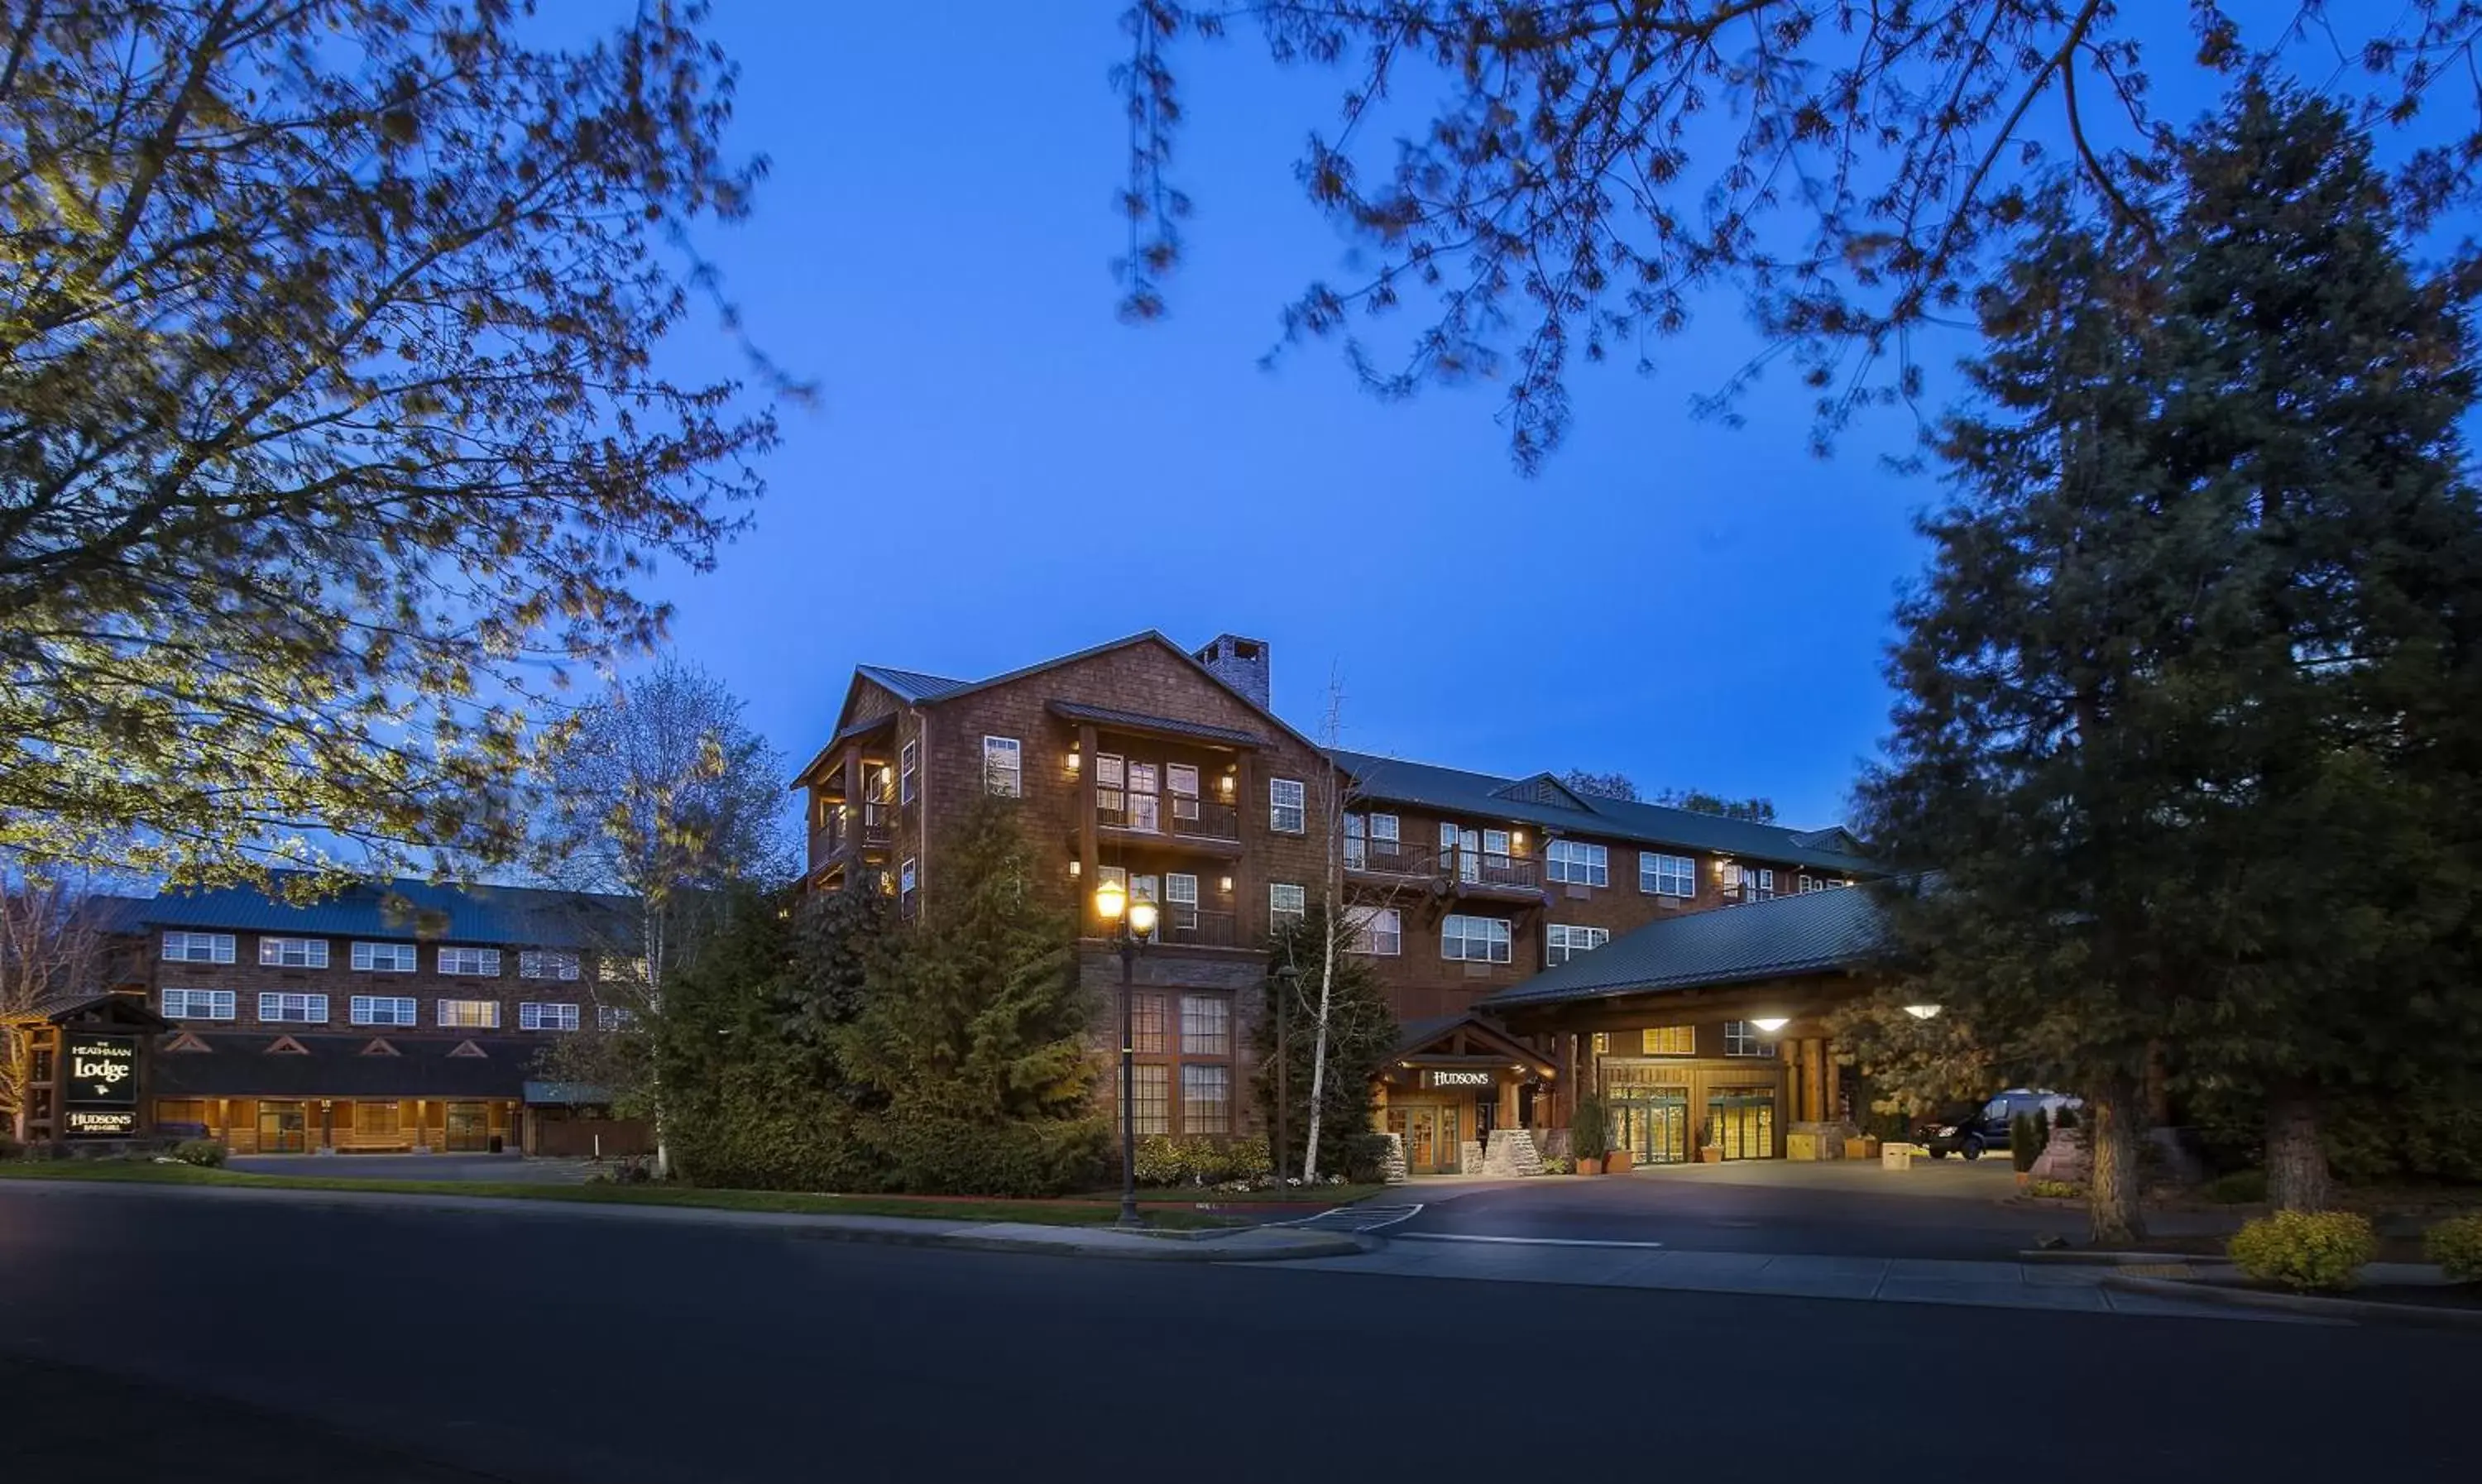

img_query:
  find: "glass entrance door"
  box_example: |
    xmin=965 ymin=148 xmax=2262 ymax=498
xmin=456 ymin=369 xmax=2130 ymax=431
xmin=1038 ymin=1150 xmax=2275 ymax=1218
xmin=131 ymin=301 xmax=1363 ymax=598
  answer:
xmin=444 ymin=1101 xmax=490 ymax=1152
xmin=1387 ymin=1104 xmax=1466 ymax=1175
xmin=1707 ymin=1089 xmax=1777 ymax=1161
xmin=257 ymin=1101 xmax=308 ymax=1154
xmin=1612 ymin=1089 xmax=1690 ymax=1165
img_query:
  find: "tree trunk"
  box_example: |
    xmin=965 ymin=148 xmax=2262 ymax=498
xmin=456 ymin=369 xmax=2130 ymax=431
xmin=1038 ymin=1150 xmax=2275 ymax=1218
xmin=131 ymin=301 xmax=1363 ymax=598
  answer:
xmin=2085 ymin=1079 xmax=2148 ymax=1247
xmin=2263 ymin=1079 xmax=2332 ymax=1212
xmin=1299 ymin=924 xmax=1335 ymax=1183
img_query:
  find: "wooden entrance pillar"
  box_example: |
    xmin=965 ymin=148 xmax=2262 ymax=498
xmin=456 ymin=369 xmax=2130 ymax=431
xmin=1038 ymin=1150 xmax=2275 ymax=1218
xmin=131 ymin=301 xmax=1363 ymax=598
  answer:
xmin=1801 ymin=1037 xmax=1827 ymax=1122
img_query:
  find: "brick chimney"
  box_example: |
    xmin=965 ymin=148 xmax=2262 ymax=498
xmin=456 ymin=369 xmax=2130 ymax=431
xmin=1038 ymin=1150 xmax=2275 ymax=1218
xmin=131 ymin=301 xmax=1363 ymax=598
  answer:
xmin=1193 ymin=634 xmax=1271 ymax=711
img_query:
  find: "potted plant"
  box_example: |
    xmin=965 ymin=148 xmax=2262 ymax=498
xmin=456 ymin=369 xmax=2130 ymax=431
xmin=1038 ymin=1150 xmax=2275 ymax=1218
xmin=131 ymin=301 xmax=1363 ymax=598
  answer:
xmin=1695 ymin=1119 xmax=1723 ymax=1163
xmin=1572 ymin=1094 xmax=1609 ymax=1176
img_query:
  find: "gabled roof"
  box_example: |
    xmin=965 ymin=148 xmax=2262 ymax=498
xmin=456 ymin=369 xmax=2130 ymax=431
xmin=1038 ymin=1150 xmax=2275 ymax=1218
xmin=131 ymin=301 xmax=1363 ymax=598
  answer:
xmin=93 ymin=874 xmax=636 ymax=949
xmin=1489 ymin=773 xmax=1594 ymax=811
xmin=853 ymin=665 xmax=973 ymax=705
xmin=1330 ymin=749 xmax=1873 ymax=873
xmin=1047 ymin=701 xmax=1264 ymax=749
xmin=151 ymin=1032 xmax=539 ymax=1099
xmin=1479 ymin=887 xmax=1886 ymax=1010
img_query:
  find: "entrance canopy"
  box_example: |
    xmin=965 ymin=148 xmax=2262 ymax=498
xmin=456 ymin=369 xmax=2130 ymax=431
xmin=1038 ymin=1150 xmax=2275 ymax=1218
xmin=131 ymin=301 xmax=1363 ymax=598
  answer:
xmin=1477 ymin=887 xmax=1888 ymax=1036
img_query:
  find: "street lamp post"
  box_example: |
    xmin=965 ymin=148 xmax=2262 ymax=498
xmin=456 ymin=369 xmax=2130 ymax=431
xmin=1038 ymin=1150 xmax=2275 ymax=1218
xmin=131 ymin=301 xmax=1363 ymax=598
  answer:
xmin=1095 ymin=878 xmax=1157 ymax=1229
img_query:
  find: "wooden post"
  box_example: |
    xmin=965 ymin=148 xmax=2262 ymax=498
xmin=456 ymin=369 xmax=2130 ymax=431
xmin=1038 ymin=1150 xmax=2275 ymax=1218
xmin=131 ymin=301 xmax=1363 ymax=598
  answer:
xmin=1823 ymin=1041 xmax=1843 ymax=1127
xmin=1802 ymin=1037 xmax=1826 ymax=1122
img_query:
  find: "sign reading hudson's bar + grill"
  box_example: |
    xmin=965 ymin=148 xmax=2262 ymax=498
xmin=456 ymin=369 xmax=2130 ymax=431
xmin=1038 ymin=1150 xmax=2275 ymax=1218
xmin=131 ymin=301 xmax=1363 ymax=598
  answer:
xmin=1425 ymin=1070 xmax=1496 ymax=1088
xmin=64 ymin=1034 xmax=139 ymax=1136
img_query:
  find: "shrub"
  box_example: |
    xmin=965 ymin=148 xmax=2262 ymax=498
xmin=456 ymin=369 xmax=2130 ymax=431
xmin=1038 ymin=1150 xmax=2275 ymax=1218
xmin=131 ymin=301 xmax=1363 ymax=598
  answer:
xmin=2424 ymin=1214 xmax=2482 ymax=1284
xmin=1540 ymin=1156 xmax=1574 ymax=1175
xmin=865 ymin=1115 xmax=1110 ymax=1198
xmin=1572 ymin=1095 xmax=1609 ymax=1161
xmin=2025 ymin=1179 xmax=2082 ymax=1199
xmin=2203 ymin=1168 xmax=2268 ymax=1205
xmin=2228 ymin=1210 xmax=2375 ymax=1292
xmin=1339 ymin=1131 xmax=1393 ymax=1183
xmin=170 ymin=1139 xmax=227 ymax=1167
xmin=0 ymin=1134 xmax=22 ymax=1162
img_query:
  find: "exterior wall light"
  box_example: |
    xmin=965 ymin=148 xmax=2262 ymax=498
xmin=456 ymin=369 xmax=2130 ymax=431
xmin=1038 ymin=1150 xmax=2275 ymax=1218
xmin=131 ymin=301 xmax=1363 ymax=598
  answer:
xmin=1904 ymin=1003 xmax=1942 ymax=1020
xmin=1749 ymin=1017 xmax=1790 ymax=1034
xmin=1066 ymin=749 xmax=1081 ymax=774
xmin=1095 ymin=878 xmax=1125 ymax=923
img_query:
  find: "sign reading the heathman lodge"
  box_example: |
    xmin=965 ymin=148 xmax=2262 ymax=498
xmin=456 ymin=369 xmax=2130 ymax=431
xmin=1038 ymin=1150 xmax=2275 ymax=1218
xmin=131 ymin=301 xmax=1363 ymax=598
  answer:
xmin=65 ymin=1033 xmax=139 ymax=1129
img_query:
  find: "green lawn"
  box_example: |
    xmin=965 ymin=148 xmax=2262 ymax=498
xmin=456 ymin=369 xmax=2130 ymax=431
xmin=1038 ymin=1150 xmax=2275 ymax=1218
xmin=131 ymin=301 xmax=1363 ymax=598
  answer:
xmin=1120 ymin=1183 xmax=1387 ymax=1205
xmin=0 ymin=1160 xmax=1239 ymax=1229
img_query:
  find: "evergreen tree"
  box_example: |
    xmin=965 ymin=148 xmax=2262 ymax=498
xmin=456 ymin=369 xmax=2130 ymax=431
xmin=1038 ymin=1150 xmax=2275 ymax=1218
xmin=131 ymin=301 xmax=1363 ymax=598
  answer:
xmin=1254 ymin=906 xmax=1397 ymax=1181
xmin=1860 ymin=82 xmax=2482 ymax=1237
xmin=839 ymin=793 xmax=1103 ymax=1194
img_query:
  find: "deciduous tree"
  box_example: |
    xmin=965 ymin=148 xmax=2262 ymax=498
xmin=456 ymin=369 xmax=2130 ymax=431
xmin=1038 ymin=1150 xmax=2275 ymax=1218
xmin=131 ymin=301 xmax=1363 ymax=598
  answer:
xmin=0 ymin=1 xmax=779 ymax=886
xmin=0 ymin=870 xmax=113 ymax=1142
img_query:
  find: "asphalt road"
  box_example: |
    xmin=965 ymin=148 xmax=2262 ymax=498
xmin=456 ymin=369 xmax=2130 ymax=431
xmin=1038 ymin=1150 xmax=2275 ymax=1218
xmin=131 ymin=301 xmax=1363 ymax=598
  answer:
xmin=1395 ymin=1159 xmax=2218 ymax=1257
xmin=2 ymin=1184 xmax=2470 ymax=1483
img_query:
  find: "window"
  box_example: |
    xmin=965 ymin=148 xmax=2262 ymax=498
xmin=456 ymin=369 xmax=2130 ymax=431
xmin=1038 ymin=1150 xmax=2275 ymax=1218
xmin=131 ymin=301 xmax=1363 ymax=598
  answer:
xmin=1179 ymin=994 xmax=1231 ymax=1056
xmin=256 ymin=992 xmax=329 ymax=1024
xmin=899 ymin=739 xmax=918 ymax=805
xmin=1125 ymin=761 xmax=1161 ymax=832
xmin=1162 ymin=874 xmax=1200 ymax=933
xmin=1128 ymin=1064 xmax=1170 ymax=1135
xmin=1346 ymin=906 xmax=1402 ymax=956
xmin=161 ymin=931 xmax=235 ymax=964
xmin=1268 ymin=882 xmax=1306 ymax=933
xmin=520 ymin=1002 xmax=580 ymax=1032
xmin=1167 ymin=763 xmax=1200 ymax=823
xmin=354 ymin=1103 xmax=400 ymax=1137
xmin=520 ymin=950 xmax=580 ymax=981
xmin=1723 ymin=1021 xmax=1778 ymax=1057
xmin=1545 ymin=923 xmax=1610 ymax=965
xmin=351 ymin=941 xmax=417 ymax=973
xmin=1799 ymin=874 xmax=1847 ymax=893
xmin=1592 ymin=1032 xmax=1608 ymax=1054
xmin=257 ymin=937 xmax=329 ymax=969
xmin=984 ymin=735 xmax=1022 ymax=797
xmin=1640 ymin=851 xmax=1696 ymax=898
xmin=1547 ymin=840 xmax=1610 ymax=887
xmin=899 ymin=858 xmax=919 ymax=918
xmin=1738 ymin=867 xmax=1777 ymax=902
xmin=1343 ymin=811 xmax=1403 ymax=870
xmin=438 ymin=998 xmax=501 ymax=1029
xmin=1441 ymin=915 xmax=1512 ymax=964
xmin=163 ymin=988 xmax=236 ymax=1020
xmin=1181 ymin=1064 xmax=1232 ymax=1135
xmin=438 ymin=946 xmax=501 ymax=977
xmin=1269 ymin=778 xmax=1306 ymax=833
xmin=1133 ymin=992 xmax=1168 ymax=1054
xmin=351 ymin=996 xmax=418 ymax=1027
xmin=1641 ymin=1026 xmax=1695 ymax=1056
xmin=597 ymin=1005 xmax=638 ymax=1032
xmin=597 ymin=955 xmax=645 ymax=984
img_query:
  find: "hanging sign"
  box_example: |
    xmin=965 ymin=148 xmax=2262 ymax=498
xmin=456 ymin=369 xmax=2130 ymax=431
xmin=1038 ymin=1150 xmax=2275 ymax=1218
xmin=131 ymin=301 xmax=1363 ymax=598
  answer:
xmin=1426 ymin=1070 xmax=1496 ymax=1089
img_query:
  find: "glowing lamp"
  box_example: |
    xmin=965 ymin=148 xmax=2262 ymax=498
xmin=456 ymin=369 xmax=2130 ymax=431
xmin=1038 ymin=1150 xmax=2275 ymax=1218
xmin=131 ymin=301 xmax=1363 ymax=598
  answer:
xmin=1749 ymin=1016 xmax=1790 ymax=1035
xmin=1095 ymin=878 xmax=1126 ymax=923
xmin=1127 ymin=899 xmax=1159 ymax=937
xmin=1904 ymin=1003 xmax=1943 ymax=1021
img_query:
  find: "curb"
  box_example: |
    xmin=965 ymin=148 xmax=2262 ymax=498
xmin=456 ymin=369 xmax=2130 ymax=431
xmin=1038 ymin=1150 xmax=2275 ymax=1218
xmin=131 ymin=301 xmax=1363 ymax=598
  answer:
xmin=2101 ymin=1273 xmax=2482 ymax=1331
xmin=2017 ymin=1249 xmax=2231 ymax=1266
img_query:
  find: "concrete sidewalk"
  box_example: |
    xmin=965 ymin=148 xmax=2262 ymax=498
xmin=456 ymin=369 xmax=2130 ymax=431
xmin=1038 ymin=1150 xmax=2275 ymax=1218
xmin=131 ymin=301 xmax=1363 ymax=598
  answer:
xmin=1290 ymin=1236 xmax=2321 ymax=1320
xmin=0 ymin=1178 xmax=1368 ymax=1263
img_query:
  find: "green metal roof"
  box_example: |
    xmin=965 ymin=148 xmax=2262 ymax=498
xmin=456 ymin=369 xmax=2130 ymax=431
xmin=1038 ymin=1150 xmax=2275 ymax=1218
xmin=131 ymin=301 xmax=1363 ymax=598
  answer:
xmin=1478 ymin=886 xmax=1886 ymax=1009
xmin=1327 ymin=750 xmax=1875 ymax=873
xmin=95 ymin=874 xmax=636 ymax=949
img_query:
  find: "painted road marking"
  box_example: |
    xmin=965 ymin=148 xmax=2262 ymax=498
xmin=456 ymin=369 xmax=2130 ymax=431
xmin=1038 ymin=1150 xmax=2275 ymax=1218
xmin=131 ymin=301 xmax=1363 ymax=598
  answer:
xmin=1284 ymin=1204 xmax=1425 ymax=1233
xmin=1395 ymin=1233 xmax=1668 ymax=1251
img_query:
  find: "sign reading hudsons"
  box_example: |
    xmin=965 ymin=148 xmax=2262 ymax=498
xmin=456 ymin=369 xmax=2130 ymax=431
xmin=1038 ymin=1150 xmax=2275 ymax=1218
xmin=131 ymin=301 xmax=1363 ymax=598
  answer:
xmin=64 ymin=1035 xmax=140 ymax=1136
xmin=1425 ymin=1070 xmax=1496 ymax=1089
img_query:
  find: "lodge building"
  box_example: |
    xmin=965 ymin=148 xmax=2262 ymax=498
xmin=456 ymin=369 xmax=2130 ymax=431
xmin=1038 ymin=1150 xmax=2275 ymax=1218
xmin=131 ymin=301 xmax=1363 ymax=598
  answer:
xmin=793 ymin=630 xmax=1887 ymax=1174
xmin=62 ymin=878 xmax=654 ymax=1156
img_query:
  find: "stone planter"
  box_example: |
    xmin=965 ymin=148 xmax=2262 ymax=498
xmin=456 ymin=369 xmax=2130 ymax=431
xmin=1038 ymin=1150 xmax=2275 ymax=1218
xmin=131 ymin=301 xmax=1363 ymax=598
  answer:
xmin=1843 ymin=1137 xmax=1879 ymax=1161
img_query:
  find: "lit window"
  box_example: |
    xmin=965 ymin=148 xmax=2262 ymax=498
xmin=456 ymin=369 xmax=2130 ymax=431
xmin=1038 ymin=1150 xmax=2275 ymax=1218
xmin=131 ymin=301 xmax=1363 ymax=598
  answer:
xmin=1739 ymin=867 xmax=1777 ymax=902
xmin=1441 ymin=915 xmax=1512 ymax=964
xmin=597 ymin=1005 xmax=638 ymax=1032
xmin=1181 ymin=1064 xmax=1232 ymax=1135
xmin=351 ymin=941 xmax=418 ymax=973
xmin=1128 ymin=1063 xmax=1170 ymax=1135
xmin=438 ymin=946 xmax=501 ymax=977
xmin=520 ymin=950 xmax=580 ymax=981
xmin=257 ymin=937 xmax=329 ymax=969
xmin=1167 ymin=764 xmax=1200 ymax=823
xmin=256 ymin=992 xmax=329 ymax=1024
xmin=1179 ymin=994 xmax=1231 ymax=1056
xmin=438 ymin=998 xmax=501 ymax=1029
xmin=1723 ymin=1021 xmax=1777 ymax=1057
xmin=899 ymin=858 xmax=919 ymax=918
xmin=1641 ymin=1026 xmax=1694 ymax=1056
xmin=1268 ymin=882 xmax=1306 ymax=933
xmin=163 ymin=988 xmax=236 ymax=1020
xmin=597 ymin=955 xmax=645 ymax=984
xmin=900 ymin=739 xmax=919 ymax=805
xmin=1547 ymin=840 xmax=1609 ymax=887
xmin=984 ymin=736 xmax=1022 ymax=797
xmin=1640 ymin=852 xmax=1696 ymax=898
xmin=161 ymin=931 xmax=235 ymax=964
xmin=351 ymin=996 xmax=418 ymax=1027
xmin=520 ymin=1002 xmax=580 ymax=1032
xmin=1346 ymin=906 xmax=1402 ymax=956
xmin=1269 ymin=778 xmax=1306 ymax=834
xmin=1545 ymin=923 xmax=1610 ymax=965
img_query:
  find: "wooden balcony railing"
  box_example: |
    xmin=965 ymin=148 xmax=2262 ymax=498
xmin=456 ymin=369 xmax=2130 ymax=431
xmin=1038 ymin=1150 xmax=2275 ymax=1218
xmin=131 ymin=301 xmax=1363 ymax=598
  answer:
xmin=813 ymin=800 xmax=898 ymax=864
xmin=1096 ymin=792 xmax=1241 ymax=842
xmin=1157 ymin=906 xmax=1239 ymax=949
xmin=1345 ymin=838 xmax=1430 ymax=876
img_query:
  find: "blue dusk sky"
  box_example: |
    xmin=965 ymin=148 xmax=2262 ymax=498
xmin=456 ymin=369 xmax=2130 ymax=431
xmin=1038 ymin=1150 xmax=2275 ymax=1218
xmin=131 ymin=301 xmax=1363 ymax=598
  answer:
xmin=629 ymin=5 xmax=2286 ymax=831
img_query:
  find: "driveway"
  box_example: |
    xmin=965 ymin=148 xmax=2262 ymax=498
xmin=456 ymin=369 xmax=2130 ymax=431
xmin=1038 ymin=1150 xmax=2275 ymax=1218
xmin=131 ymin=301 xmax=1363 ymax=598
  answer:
xmin=223 ymin=1152 xmax=597 ymax=1185
xmin=1392 ymin=1157 xmax=2231 ymax=1258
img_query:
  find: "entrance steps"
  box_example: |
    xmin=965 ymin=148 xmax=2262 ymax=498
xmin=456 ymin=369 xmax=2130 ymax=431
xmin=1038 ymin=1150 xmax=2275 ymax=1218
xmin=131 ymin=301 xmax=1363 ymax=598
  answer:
xmin=1378 ymin=1132 xmax=1409 ymax=1185
xmin=1480 ymin=1128 xmax=1547 ymax=1177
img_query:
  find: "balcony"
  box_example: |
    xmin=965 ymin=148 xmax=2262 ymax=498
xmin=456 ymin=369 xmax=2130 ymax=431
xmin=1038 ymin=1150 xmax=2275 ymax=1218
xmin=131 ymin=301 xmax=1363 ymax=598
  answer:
xmin=1344 ymin=838 xmax=1431 ymax=879
xmin=1449 ymin=845 xmax=1541 ymax=898
xmin=1094 ymin=790 xmax=1244 ymax=856
xmin=1157 ymin=907 xmax=1239 ymax=950
xmin=810 ymin=799 xmax=898 ymax=867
